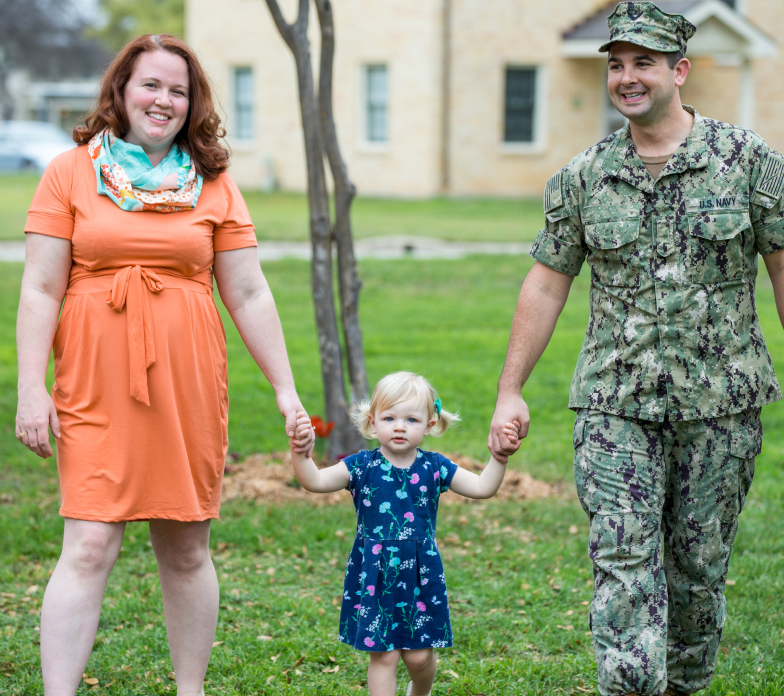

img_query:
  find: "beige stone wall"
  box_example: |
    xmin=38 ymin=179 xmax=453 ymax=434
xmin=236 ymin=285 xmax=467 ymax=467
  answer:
xmin=447 ymin=0 xmax=609 ymax=197
xmin=187 ymin=0 xmax=784 ymax=198
xmin=446 ymin=0 xmax=781 ymax=197
xmin=680 ymin=56 xmax=742 ymax=125
xmin=187 ymin=0 xmax=444 ymax=196
xmin=748 ymin=0 xmax=784 ymax=153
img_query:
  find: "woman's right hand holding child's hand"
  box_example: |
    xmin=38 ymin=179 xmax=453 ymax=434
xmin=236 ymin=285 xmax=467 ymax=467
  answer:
xmin=288 ymin=411 xmax=350 ymax=493
xmin=289 ymin=410 xmax=314 ymax=455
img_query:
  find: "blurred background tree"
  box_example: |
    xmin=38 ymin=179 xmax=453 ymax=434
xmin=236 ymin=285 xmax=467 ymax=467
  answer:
xmin=89 ymin=0 xmax=185 ymax=53
xmin=0 ymin=0 xmax=108 ymax=119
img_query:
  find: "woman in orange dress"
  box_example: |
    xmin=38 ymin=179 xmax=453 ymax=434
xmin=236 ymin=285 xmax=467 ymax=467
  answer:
xmin=15 ymin=35 xmax=313 ymax=696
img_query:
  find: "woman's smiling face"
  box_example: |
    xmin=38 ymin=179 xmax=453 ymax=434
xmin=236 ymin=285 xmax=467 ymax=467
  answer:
xmin=123 ymin=50 xmax=190 ymax=164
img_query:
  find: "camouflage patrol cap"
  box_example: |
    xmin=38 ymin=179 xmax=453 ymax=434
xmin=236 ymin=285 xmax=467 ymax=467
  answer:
xmin=599 ymin=2 xmax=697 ymax=54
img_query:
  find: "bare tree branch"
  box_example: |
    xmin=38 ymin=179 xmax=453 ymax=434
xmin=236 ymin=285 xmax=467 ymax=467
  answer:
xmin=315 ymin=0 xmax=369 ymax=409
xmin=0 ymin=0 xmax=109 ymax=119
xmin=264 ymin=0 xmax=295 ymax=49
xmin=296 ymin=0 xmax=310 ymax=28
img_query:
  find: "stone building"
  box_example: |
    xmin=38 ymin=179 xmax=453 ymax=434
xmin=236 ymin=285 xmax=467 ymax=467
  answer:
xmin=186 ymin=0 xmax=780 ymax=197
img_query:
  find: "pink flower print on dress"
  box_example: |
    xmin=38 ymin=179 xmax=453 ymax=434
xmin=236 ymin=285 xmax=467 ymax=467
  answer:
xmin=410 ymin=473 xmax=420 ymax=484
xmin=420 ymin=485 xmax=427 ymax=492
xmin=434 ymin=471 xmax=440 ymax=480
xmin=367 ymin=585 xmax=375 ymax=596
xmin=404 ymin=512 xmax=414 ymax=522
xmin=372 ymin=544 xmax=383 ymax=555
xmin=416 ymin=601 xmax=426 ymax=612
xmin=364 ymin=637 xmax=375 ymax=648
xmin=363 ymin=499 xmax=371 ymax=506
xmin=421 ymin=578 xmax=429 ymax=585
xmin=354 ymin=604 xmax=361 ymax=609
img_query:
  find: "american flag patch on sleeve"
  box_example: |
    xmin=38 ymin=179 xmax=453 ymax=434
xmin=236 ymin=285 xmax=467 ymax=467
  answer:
xmin=544 ymin=171 xmax=564 ymax=213
xmin=755 ymin=151 xmax=784 ymax=203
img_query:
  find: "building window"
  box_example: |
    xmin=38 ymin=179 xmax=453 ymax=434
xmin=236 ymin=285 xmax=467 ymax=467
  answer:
xmin=504 ymin=67 xmax=537 ymax=143
xmin=364 ymin=64 xmax=388 ymax=143
xmin=234 ymin=67 xmax=254 ymax=140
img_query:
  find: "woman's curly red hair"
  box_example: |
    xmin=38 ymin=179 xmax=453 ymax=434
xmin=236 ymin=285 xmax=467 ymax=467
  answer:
xmin=73 ymin=34 xmax=228 ymax=181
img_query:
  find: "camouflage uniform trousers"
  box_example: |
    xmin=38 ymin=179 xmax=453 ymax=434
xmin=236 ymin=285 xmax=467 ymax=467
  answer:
xmin=573 ymin=408 xmax=761 ymax=696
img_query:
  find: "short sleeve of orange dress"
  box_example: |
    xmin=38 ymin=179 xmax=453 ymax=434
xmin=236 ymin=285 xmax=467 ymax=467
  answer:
xmin=25 ymin=146 xmax=258 ymax=522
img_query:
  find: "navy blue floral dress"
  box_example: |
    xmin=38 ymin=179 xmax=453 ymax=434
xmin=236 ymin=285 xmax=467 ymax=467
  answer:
xmin=338 ymin=448 xmax=458 ymax=652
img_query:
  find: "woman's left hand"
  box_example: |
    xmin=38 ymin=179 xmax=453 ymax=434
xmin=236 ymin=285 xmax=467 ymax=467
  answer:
xmin=277 ymin=391 xmax=315 ymax=457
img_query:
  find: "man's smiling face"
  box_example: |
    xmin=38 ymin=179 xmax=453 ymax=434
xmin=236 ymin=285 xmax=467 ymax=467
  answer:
xmin=607 ymin=41 xmax=689 ymax=127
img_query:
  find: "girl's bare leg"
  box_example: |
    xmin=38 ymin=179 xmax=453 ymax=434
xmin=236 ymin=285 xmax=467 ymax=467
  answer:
xmin=149 ymin=519 xmax=217 ymax=696
xmin=401 ymin=649 xmax=436 ymax=696
xmin=41 ymin=518 xmax=126 ymax=696
xmin=368 ymin=649 xmax=401 ymax=696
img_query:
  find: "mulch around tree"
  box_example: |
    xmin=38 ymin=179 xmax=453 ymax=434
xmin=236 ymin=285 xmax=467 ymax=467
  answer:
xmin=221 ymin=452 xmax=562 ymax=506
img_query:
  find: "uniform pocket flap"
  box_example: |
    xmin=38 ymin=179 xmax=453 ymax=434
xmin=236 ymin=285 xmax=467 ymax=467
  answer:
xmin=730 ymin=425 xmax=762 ymax=459
xmin=584 ymin=218 xmax=640 ymax=250
xmin=688 ymin=210 xmax=750 ymax=242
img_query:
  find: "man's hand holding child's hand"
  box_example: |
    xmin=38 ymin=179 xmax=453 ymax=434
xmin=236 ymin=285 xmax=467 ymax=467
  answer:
xmin=501 ymin=420 xmax=521 ymax=456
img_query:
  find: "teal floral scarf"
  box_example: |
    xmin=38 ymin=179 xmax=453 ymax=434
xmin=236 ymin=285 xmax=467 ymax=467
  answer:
xmin=88 ymin=129 xmax=203 ymax=212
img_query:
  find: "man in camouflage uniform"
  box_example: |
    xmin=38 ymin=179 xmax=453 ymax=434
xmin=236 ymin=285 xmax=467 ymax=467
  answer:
xmin=488 ymin=3 xmax=784 ymax=695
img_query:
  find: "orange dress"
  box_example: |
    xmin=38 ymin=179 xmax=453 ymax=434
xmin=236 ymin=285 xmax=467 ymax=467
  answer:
xmin=25 ymin=146 xmax=258 ymax=522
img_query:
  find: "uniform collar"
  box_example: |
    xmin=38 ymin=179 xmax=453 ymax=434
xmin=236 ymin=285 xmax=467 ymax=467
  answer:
xmin=600 ymin=105 xmax=708 ymax=189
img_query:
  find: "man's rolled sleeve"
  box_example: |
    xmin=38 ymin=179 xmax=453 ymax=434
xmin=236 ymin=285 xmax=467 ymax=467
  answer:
xmin=530 ymin=228 xmax=586 ymax=276
xmin=755 ymin=217 xmax=784 ymax=256
xmin=530 ymin=166 xmax=587 ymax=276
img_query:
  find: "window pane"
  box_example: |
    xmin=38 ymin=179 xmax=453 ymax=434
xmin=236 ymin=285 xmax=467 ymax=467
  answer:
xmin=365 ymin=65 xmax=387 ymax=143
xmin=234 ymin=67 xmax=254 ymax=140
xmin=504 ymin=67 xmax=536 ymax=143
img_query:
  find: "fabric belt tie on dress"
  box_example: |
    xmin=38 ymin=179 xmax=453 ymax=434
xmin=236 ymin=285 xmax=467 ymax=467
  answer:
xmin=105 ymin=265 xmax=164 ymax=406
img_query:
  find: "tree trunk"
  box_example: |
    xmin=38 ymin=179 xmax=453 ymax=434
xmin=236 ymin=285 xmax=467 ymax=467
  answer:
xmin=314 ymin=0 xmax=369 ymax=418
xmin=264 ymin=0 xmax=357 ymax=458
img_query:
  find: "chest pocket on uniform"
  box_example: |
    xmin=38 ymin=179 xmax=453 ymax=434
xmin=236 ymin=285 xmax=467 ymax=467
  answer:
xmin=687 ymin=208 xmax=750 ymax=284
xmin=584 ymin=216 xmax=641 ymax=288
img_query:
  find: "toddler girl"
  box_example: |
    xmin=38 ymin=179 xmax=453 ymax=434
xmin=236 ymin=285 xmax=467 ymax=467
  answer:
xmin=288 ymin=371 xmax=519 ymax=696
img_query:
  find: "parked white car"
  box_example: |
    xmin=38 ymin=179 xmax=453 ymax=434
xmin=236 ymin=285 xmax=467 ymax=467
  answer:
xmin=0 ymin=121 xmax=76 ymax=173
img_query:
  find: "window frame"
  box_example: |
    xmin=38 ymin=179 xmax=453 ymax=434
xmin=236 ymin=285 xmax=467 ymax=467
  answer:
xmin=360 ymin=63 xmax=390 ymax=150
xmin=499 ymin=64 xmax=547 ymax=155
xmin=233 ymin=66 xmax=255 ymax=142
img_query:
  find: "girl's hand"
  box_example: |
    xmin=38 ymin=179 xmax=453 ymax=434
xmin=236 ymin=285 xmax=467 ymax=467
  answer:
xmin=16 ymin=383 xmax=60 ymax=459
xmin=489 ymin=395 xmax=529 ymax=462
xmin=502 ymin=420 xmax=521 ymax=451
xmin=289 ymin=410 xmax=315 ymax=454
xmin=450 ymin=421 xmax=519 ymax=499
xmin=277 ymin=392 xmax=314 ymax=456
xmin=288 ymin=412 xmax=350 ymax=493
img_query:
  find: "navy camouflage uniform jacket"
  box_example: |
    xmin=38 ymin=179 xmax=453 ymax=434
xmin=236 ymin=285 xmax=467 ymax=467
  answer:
xmin=531 ymin=106 xmax=784 ymax=422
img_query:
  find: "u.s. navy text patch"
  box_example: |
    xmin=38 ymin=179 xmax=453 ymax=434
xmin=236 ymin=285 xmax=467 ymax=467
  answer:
xmin=686 ymin=195 xmax=748 ymax=212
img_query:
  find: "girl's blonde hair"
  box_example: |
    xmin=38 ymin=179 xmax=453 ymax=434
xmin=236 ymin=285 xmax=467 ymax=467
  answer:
xmin=351 ymin=371 xmax=460 ymax=439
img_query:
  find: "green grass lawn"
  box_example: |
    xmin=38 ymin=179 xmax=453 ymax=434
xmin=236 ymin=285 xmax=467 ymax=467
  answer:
xmin=0 ymin=174 xmax=542 ymax=243
xmin=0 ymin=174 xmax=41 ymax=241
xmin=1 ymin=257 xmax=783 ymax=694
